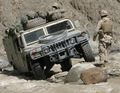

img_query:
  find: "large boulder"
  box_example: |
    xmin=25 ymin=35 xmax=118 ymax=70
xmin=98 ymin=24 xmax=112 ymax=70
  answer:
xmin=81 ymin=67 xmax=108 ymax=84
xmin=64 ymin=63 xmax=95 ymax=84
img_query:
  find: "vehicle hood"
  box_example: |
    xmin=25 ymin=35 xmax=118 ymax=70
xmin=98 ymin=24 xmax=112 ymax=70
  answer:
xmin=39 ymin=30 xmax=81 ymax=44
xmin=24 ymin=30 xmax=81 ymax=53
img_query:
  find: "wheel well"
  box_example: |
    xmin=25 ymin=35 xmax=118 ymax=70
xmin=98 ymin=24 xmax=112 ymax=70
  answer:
xmin=75 ymin=44 xmax=83 ymax=54
xmin=26 ymin=56 xmax=50 ymax=71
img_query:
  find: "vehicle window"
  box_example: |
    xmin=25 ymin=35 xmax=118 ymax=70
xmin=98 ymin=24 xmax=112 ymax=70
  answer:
xmin=24 ymin=29 xmax=44 ymax=44
xmin=47 ymin=21 xmax=73 ymax=34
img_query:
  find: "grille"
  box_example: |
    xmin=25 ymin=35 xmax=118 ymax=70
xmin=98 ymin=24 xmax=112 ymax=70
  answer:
xmin=49 ymin=37 xmax=76 ymax=51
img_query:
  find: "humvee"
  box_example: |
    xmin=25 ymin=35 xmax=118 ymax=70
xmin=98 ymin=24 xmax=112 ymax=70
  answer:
xmin=3 ymin=18 xmax=95 ymax=79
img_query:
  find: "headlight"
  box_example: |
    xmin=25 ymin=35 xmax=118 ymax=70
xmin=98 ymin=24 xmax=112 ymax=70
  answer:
xmin=30 ymin=47 xmax=42 ymax=59
xmin=43 ymin=47 xmax=50 ymax=53
xmin=30 ymin=51 xmax=41 ymax=60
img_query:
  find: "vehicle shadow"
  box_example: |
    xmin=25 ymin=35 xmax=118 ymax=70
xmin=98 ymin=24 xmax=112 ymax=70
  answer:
xmin=1 ymin=69 xmax=34 ymax=80
xmin=1 ymin=67 xmax=57 ymax=81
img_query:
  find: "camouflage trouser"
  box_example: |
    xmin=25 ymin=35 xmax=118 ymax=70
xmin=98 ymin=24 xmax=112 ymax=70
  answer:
xmin=98 ymin=40 xmax=111 ymax=63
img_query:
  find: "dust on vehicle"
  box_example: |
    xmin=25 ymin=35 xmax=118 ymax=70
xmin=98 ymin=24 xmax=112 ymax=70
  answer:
xmin=3 ymin=18 xmax=95 ymax=80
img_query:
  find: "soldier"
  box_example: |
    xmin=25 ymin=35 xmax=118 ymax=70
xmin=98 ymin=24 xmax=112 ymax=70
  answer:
xmin=93 ymin=10 xmax=113 ymax=65
xmin=46 ymin=2 xmax=65 ymax=22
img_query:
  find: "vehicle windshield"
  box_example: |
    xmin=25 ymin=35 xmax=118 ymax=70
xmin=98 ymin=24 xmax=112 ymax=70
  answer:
xmin=24 ymin=28 xmax=45 ymax=45
xmin=46 ymin=20 xmax=73 ymax=34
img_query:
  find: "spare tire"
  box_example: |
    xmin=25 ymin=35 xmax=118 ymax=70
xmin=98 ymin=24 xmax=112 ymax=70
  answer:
xmin=26 ymin=18 xmax=46 ymax=29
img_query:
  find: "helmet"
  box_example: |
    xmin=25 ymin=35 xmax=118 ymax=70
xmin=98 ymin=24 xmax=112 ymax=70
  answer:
xmin=100 ymin=10 xmax=108 ymax=17
xmin=52 ymin=3 xmax=60 ymax=8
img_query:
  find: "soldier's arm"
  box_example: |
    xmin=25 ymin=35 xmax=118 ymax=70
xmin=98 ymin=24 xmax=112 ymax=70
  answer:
xmin=93 ymin=20 xmax=102 ymax=41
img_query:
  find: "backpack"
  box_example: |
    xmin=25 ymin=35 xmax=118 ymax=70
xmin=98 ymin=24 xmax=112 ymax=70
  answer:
xmin=101 ymin=18 xmax=113 ymax=33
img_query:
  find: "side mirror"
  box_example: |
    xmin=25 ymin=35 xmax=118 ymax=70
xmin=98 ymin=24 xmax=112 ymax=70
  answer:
xmin=5 ymin=29 xmax=9 ymax=35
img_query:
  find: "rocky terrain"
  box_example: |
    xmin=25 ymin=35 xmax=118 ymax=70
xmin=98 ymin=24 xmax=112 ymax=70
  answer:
xmin=0 ymin=52 xmax=120 ymax=93
xmin=0 ymin=0 xmax=120 ymax=55
xmin=0 ymin=0 xmax=120 ymax=93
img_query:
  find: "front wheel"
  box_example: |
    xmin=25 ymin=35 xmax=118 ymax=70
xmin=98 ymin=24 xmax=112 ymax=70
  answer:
xmin=81 ymin=43 xmax=95 ymax=62
xmin=30 ymin=62 xmax=46 ymax=80
xmin=60 ymin=59 xmax=72 ymax=71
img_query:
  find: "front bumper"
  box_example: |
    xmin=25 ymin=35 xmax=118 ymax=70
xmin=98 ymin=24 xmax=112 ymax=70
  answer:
xmin=30 ymin=36 xmax=88 ymax=62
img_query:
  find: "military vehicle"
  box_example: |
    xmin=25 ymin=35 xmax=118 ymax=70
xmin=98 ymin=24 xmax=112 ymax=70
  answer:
xmin=3 ymin=18 xmax=95 ymax=79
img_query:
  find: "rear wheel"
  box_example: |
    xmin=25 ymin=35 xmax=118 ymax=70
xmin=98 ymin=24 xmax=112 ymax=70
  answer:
xmin=81 ymin=43 xmax=95 ymax=62
xmin=60 ymin=59 xmax=72 ymax=71
xmin=31 ymin=62 xmax=46 ymax=80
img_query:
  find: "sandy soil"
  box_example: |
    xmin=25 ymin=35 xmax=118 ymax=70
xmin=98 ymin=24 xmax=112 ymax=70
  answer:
xmin=0 ymin=51 xmax=120 ymax=93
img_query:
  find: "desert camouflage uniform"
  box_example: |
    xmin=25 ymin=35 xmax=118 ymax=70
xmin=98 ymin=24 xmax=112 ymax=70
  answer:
xmin=93 ymin=10 xmax=113 ymax=63
xmin=46 ymin=3 xmax=65 ymax=22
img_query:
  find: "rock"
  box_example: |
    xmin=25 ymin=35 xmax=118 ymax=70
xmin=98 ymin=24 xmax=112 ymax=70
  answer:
xmin=64 ymin=63 xmax=95 ymax=84
xmin=72 ymin=63 xmax=95 ymax=69
xmin=106 ymin=61 xmax=120 ymax=76
xmin=48 ymin=72 xmax=68 ymax=83
xmin=0 ymin=58 xmax=10 ymax=70
xmin=54 ymin=72 xmax=68 ymax=79
xmin=80 ymin=67 xmax=108 ymax=84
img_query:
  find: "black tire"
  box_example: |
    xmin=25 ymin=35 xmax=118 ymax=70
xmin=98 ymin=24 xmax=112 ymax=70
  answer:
xmin=60 ymin=59 xmax=72 ymax=71
xmin=31 ymin=62 xmax=46 ymax=80
xmin=81 ymin=43 xmax=95 ymax=62
xmin=26 ymin=18 xmax=46 ymax=29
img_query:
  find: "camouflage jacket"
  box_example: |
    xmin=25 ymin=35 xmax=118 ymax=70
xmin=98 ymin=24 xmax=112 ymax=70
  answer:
xmin=93 ymin=16 xmax=113 ymax=41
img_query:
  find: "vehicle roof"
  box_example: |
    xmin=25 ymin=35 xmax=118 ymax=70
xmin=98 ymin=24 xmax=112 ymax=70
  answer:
xmin=21 ymin=18 xmax=73 ymax=34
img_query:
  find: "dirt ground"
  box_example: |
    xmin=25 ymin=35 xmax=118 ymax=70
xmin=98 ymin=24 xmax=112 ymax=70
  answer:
xmin=0 ymin=51 xmax=120 ymax=93
xmin=0 ymin=39 xmax=120 ymax=93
